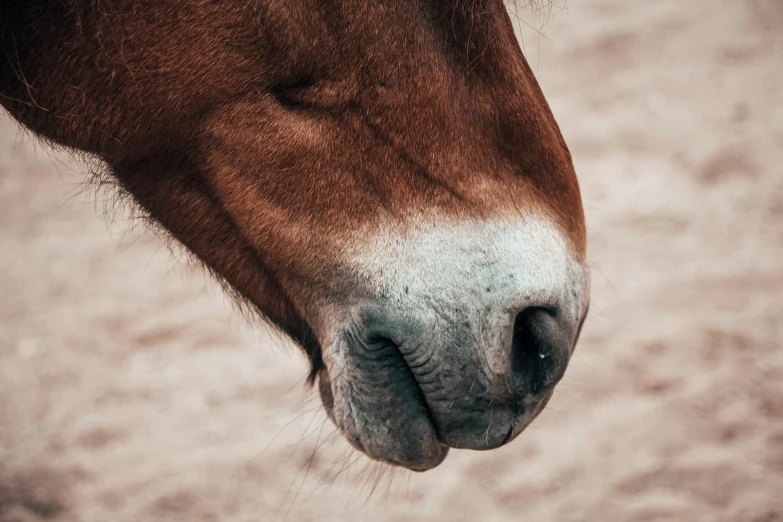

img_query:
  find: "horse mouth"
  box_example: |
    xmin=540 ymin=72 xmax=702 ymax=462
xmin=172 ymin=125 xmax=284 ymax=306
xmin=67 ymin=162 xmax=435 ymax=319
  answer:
xmin=312 ymin=313 xmax=573 ymax=471
xmin=316 ymin=332 xmax=450 ymax=472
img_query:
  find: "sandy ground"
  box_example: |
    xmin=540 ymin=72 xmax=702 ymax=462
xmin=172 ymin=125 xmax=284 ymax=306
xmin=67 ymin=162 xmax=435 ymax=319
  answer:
xmin=2 ymin=1 xmax=782 ymax=521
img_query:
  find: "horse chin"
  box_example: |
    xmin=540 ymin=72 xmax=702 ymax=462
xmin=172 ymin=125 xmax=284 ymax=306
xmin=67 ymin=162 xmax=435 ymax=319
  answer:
xmin=316 ymin=359 xmax=449 ymax=471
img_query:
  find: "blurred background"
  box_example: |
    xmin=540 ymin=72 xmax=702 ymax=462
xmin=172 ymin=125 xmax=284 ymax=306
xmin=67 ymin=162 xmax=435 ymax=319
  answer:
xmin=1 ymin=1 xmax=782 ymax=520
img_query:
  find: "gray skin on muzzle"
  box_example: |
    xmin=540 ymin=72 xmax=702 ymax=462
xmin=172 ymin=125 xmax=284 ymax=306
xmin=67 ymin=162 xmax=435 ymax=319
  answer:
xmin=316 ymin=219 xmax=589 ymax=471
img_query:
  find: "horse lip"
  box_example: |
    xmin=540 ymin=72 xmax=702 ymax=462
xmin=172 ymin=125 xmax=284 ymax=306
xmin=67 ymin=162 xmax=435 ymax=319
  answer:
xmin=316 ymin=328 xmax=447 ymax=470
xmin=388 ymin=444 xmax=449 ymax=472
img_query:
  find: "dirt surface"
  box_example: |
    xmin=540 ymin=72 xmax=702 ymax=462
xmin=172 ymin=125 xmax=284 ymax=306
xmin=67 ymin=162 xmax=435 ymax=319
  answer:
xmin=2 ymin=1 xmax=782 ymax=520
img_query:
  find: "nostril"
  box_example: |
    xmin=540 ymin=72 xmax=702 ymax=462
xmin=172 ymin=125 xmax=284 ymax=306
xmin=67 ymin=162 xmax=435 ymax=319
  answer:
xmin=511 ymin=306 xmax=565 ymax=394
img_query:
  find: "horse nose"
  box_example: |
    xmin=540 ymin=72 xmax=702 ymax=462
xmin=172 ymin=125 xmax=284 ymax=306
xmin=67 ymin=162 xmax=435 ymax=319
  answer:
xmin=319 ymin=220 xmax=589 ymax=465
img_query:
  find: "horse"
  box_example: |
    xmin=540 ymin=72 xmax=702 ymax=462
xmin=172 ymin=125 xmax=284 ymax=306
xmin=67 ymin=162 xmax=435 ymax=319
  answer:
xmin=0 ymin=0 xmax=589 ymax=471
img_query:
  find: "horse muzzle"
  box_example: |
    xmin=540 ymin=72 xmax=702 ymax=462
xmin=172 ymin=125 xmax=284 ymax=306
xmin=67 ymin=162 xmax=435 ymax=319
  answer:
xmin=313 ymin=216 xmax=590 ymax=471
